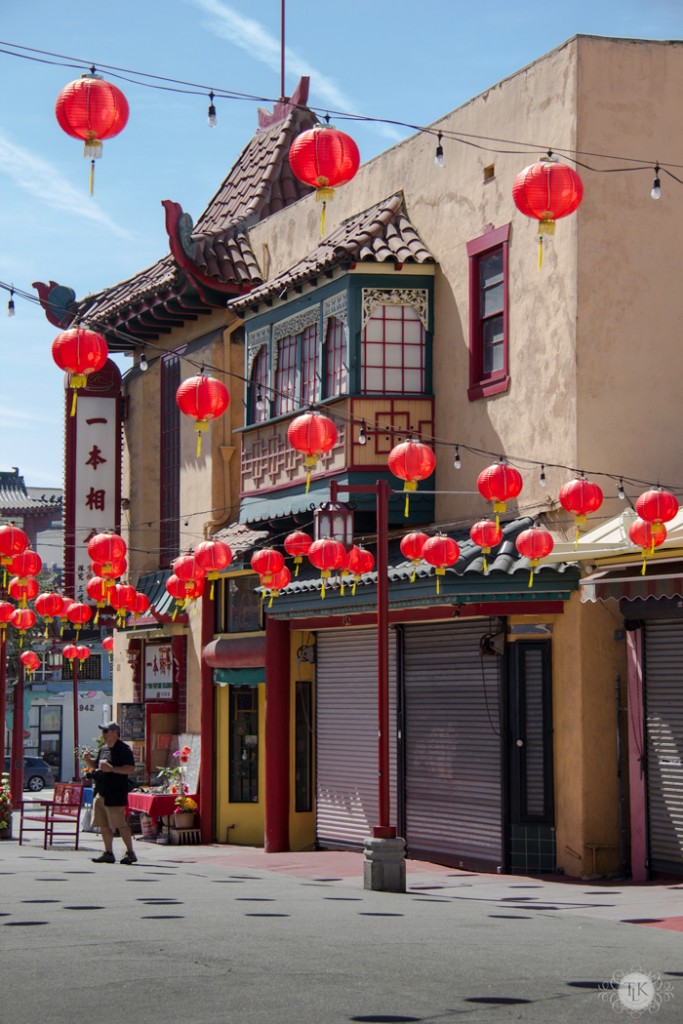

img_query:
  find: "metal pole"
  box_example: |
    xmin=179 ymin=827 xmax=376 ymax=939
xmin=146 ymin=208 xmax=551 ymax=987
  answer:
xmin=10 ymin=661 xmax=24 ymax=809
xmin=280 ymin=0 xmax=286 ymax=100
xmin=72 ymin=660 xmax=80 ymax=781
xmin=0 ymin=630 xmax=6 ymax=768
xmin=374 ymin=478 xmax=394 ymax=838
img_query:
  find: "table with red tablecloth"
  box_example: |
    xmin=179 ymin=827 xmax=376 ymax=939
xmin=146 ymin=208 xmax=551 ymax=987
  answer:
xmin=127 ymin=792 xmax=199 ymax=836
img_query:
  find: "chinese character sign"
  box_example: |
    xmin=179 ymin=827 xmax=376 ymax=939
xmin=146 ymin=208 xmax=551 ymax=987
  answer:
xmin=144 ymin=643 xmax=174 ymax=700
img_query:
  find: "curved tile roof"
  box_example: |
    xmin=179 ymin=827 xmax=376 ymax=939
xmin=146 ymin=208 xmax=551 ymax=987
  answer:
xmin=229 ymin=192 xmax=435 ymax=312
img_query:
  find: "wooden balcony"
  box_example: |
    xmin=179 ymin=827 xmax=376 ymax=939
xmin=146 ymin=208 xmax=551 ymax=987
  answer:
xmin=240 ymin=396 xmax=434 ymax=499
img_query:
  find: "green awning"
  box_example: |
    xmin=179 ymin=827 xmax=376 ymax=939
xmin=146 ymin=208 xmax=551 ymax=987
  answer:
xmin=213 ymin=667 xmax=265 ymax=687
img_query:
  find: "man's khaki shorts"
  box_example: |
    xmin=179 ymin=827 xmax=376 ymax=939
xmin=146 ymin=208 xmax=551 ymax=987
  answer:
xmin=92 ymin=794 xmax=129 ymax=830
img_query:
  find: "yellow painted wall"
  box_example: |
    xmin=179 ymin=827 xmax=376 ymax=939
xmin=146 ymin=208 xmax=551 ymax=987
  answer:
xmin=289 ymin=629 xmax=317 ymax=851
xmin=214 ymin=682 xmax=265 ymax=846
xmin=552 ymin=595 xmax=628 ymax=877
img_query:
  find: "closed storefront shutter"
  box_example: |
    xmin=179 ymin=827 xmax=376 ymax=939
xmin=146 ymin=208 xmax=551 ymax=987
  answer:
xmin=644 ymin=620 xmax=683 ymax=873
xmin=315 ymin=628 xmax=398 ymax=847
xmin=403 ymin=620 xmax=503 ymax=870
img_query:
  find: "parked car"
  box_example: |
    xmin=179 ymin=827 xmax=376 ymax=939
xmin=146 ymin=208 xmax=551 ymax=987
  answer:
xmin=3 ymin=756 xmax=55 ymax=792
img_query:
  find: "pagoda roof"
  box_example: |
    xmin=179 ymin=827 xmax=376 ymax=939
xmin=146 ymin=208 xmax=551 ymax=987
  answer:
xmin=0 ymin=469 xmax=63 ymax=517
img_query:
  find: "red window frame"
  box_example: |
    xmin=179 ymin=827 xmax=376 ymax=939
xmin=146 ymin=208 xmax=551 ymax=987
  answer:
xmin=467 ymin=223 xmax=510 ymax=400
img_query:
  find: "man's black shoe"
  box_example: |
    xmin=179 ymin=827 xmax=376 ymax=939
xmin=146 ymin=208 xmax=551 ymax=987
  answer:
xmin=120 ymin=852 xmax=138 ymax=865
xmin=92 ymin=852 xmax=115 ymax=864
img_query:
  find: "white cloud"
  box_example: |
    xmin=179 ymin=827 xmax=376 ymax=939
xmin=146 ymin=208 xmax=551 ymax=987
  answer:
xmin=0 ymin=131 xmax=133 ymax=238
xmin=188 ymin=0 xmax=404 ymax=141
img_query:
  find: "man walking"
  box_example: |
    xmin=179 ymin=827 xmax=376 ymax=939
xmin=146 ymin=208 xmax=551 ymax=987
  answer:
xmin=83 ymin=722 xmax=137 ymax=865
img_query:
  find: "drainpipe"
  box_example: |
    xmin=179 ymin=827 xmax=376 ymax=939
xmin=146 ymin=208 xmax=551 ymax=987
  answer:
xmin=615 ymin=672 xmax=628 ymax=876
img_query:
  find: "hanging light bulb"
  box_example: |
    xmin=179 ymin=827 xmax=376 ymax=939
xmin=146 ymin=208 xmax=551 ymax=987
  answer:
xmin=358 ymin=420 xmax=367 ymax=446
xmin=618 ymin=478 xmax=626 ymax=500
xmin=650 ymin=164 xmax=661 ymax=200
xmin=453 ymin=445 xmax=461 ymax=470
xmin=434 ymin=132 xmax=445 ymax=168
xmin=7 ymin=288 xmax=15 ymax=318
xmin=139 ymin=352 xmax=148 ymax=372
xmin=539 ymin=464 xmax=546 ymax=487
xmin=207 ymin=91 xmax=217 ymax=128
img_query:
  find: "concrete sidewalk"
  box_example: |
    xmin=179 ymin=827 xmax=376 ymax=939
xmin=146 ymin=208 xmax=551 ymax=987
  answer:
xmin=2 ymin=827 xmax=683 ymax=1024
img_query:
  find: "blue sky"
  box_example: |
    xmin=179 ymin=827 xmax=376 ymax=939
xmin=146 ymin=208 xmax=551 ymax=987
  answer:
xmin=1 ymin=0 xmax=682 ymax=486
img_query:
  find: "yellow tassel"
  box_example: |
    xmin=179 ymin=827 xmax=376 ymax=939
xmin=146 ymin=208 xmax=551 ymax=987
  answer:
xmin=89 ymin=159 xmax=95 ymax=197
xmin=321 ymin=201 xmax=326 ymax=235
xmin=352 ymin=581 xmax=357 ymax=596
xmin=210 ymin=580 xmax=215 ymax=600
xmin=538 ymin=235 xmax=543 ymax=270
xmin=528 ymin=570 xmax=534 ymax=588
xmin=483 ymin=554 xmax=488 ymax=574
xmin=268 ymin=592 xmax=274 ymax=608
xmin=70 ymin=389 xmax=78 ymax=417
xmin=95 ymin=608 xmax=100 ymax=625
xmin=410 ymin=567 xmax=417 ymax=583
xmin=641 ymin=556 xmax=647 ymax=576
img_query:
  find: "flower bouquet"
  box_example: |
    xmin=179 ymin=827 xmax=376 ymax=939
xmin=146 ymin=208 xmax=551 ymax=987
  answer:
xmin=0 ymin=772 xmax=13 ymax=839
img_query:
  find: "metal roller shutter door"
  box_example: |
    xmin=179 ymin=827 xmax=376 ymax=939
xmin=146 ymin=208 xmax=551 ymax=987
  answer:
xmin=403 ymin=620 xmax=503 ymax=869
xmin=644 ymin=620 xmax=683 ymax=872
xmin=315 ymin=628 xmax=397 ymax=847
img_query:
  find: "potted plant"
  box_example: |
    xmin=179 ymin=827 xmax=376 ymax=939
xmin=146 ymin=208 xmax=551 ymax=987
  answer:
xmin=173 ymin=794 xmax=197 ymax=829
xmin=0 ymin=772 xmax=13 ymax=840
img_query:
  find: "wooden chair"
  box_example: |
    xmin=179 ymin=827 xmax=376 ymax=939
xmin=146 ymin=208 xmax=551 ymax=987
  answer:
xmin=19 ymin=782 xmax=84 ymax=849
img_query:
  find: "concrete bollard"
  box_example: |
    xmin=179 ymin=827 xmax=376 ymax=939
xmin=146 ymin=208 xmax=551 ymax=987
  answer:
xmin=363 ymin=834 xmax=407 ymax=892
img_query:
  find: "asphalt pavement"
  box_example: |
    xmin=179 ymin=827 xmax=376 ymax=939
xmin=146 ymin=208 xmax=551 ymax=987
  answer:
xmin=2 ymin=824 xmax=682 ymax=1024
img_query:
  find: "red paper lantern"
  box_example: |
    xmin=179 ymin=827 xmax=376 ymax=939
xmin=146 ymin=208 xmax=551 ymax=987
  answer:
xmin=65 ymin=601 xmax=92 ymax=637
xmin=194 ymin=540 xmax=233 ymax=578
xmin=262 ymin=565 xmax=292 ymax=607
xmin=347 ymin=545 xmax=375 ymax=595
xmin=250 ymin=549 xmax=285 ymax=585
xmin=515 ymin=526 xmax=555 ymax=587
xmin=172 ymin=554 xmax=207 ymax=582
xmin=9 ymin=607 xmax=36 ymax=643
xmin=175 ymin=374 xmax=230 ymax=457
xmin=62 ymin=643 xmax=78 ymax=662
xmin=0 ymin=524 xmax=29 ymax=571
xmin=289 ymin=123 xmax=360 ymax=232
xmin=92 ymin=557 xmax=127 ymax=582
xmin=477 ymin=462 xmax=524 ymax=525
xmin=558 ymin=478 xmax=604 ymax=544
xmin=86 ymin=576 xmax=110 ymax=610
xmin=0 ymin=601 xmax=14 ymax=632
xmin=9 ymin=549 xmax=42 ymax=580
xmin=284 ymin=531 xmax=313 ymax=576
xmin=469 ymin=519 xmax=504 ymax=574
xmin=75 ymin=644 xmax=91 ymax=662
xmin=52 ymin=327 xmax=109 ymax=415
xmin=287 ymin=412 xmax=338 ymax=492
xmin=35 ymin=592 xmax=66 ymax=622
xmin=422 ymin=535 xmax=460 ymax=594
xmin=8 ymin=576 xmax=39 ymax=608
xmin=388 ymin=440 xmax=436 ymax=518
xmin=635 ymin=488 xmax=679 ymax=535
xmin=102 ymin=635 xmax=114 ymax=653
xmin=308 ymin=538 xmax=346 ymax=599
xmin=55 ymin=73 xmax=129 ymax=193
xmin=629 ymin=517 xmax=667 ymax=574
xmin=20 ymin=650 xmax=41 ymax=675
xmin=400 ymin=531 xmax=429 ymax=583
xmin=88 ymin=531 xmax=127 ymax=564
xmin=512 ymin=156 xmax=583 ymax=267
xmin=165 ymin=574 xmax=204 ymax=613
xmin=132 ymin=592 xmax=151 ymax=617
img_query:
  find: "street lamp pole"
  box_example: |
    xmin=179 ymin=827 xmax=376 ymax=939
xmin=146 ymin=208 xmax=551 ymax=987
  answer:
xmin=328 ymin=479 xmax=405 ymax=891
xmin=9 ymin=660 xmax=24 ymax=809
xmin=0 ymin=630 xmax=6 ymax=768
xmin=72 ymin=657 xmax=80 ymax=782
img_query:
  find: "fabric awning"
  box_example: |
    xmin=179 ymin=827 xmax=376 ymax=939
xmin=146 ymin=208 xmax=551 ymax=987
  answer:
xmin=213 ymin=667 xmax=264 ymax=687
xmin=580 ymin=563 xmax=683 ymax=603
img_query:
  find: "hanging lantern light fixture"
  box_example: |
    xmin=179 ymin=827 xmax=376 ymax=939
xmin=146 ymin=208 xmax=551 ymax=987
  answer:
xmin=289 ymin=122 xmax=360 ymax=233
xmin=52 ymin=327 xmax=109 ymax=415
xmin=635 ymin=487 xmax=679 ymax=538
xmin=308 ymin=537 xmax=346 ymax=600
xmin=477 ymin=460 xmax=524 ymax=527
xmin=262 ymin=566 xmax=292 ymax=607
xmin=346 ymin=545 xmax=375 ymax=596
xmin=469 ymin=519 xmax=504 ymax=574
xmin=55 ymin=71 xmax=129 ymax=195
xmin=9 ymin=607 xmax=36 ymax=646
xmin=175 ymin=372 xmax=230 ymax=457
xmin=65 ymin=601 xmax=92 ymax=638
xmin=422 ymin=534 xmax=460 ymax=595
xmin=20 ymin=650 xmax=41 ymax=678
xmin=558 ymin=477 xmax=604 ymax=545
xmin=629 ymin=516 xmax=667 ymax=574
xmin=284 ymin=531 xmax=313 ymax=576
xmin=0 ymin=524 xmax=29 ymax=584
xmin=194 ymin=540 xmax=233 ymax=599
xmin=515 ymin=525 xmax=555 ymax=587
xmin=287 ymin=412 xmax=338 ymax=493
xmin=388 ymin=439 xmax=436 ymax=518
xmin=512 ymin=153 xmax=584 ymax=268
xmin=8 ymin=576 xmax=39 ymax=608
xmin=400 ymin=531 xmax=429 ymax=583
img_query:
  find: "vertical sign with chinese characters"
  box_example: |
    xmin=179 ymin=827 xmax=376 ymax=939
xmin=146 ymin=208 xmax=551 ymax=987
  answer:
xmin=144 ymin=641 xmax=174 ymax=700
xmin=64 ymin=361 xmax=122 ymax=600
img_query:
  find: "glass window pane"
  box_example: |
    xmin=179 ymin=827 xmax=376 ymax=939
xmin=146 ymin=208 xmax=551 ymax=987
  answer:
xmin=483 ymin=316 xmax=504 ymax=373
xmin=482 ymin=280 xmax=503 ymax=317
xmin=480 ymin=250 xmax=503 ymax=285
